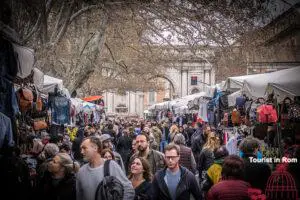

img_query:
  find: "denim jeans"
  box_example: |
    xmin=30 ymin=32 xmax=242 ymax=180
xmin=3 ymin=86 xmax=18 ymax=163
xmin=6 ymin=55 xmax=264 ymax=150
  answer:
xmin=51 ymin=96 xmax=70 ymax=124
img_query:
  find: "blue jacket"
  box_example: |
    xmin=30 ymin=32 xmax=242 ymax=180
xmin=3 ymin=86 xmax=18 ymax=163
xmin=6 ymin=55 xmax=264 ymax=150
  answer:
xmin=152 ymin=166 xmax=202 ymax=200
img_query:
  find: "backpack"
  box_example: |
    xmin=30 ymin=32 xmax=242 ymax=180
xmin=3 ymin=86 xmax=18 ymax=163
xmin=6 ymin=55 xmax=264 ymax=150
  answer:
xmin=95 ymin=160 xmax=124 ymax=200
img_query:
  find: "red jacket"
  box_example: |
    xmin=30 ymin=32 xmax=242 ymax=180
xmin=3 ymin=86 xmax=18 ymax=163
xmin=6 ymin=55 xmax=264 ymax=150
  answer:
xmin=207 ymin=179 xmax=250 ymax=200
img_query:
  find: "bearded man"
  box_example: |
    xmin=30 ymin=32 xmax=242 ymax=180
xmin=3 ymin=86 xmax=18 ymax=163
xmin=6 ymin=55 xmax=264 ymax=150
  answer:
xmin=129 ymin=133 xmax=165 ymax=174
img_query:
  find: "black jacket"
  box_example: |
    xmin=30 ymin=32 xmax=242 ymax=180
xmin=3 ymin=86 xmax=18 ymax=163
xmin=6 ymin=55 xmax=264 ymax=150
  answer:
xmin=36 ymin=171 xmax=76 ymax=200
xmin=135 ymin=180 xmax=152 ymax=200
xmin=197 ymin=148 xmax=214 ymax=176
xmin=243 ymin=155 xmax=271 ymax=191
xmin=152 ymin=166 xmax=202 ymax=200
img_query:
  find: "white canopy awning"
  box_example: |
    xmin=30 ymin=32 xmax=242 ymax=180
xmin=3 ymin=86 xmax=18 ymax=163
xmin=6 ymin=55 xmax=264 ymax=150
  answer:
xmin=223 ymin=74 xmax=263 ymax=91
xmin=172 ymin=92 xmax=207 ymax=109
xmin=242 ymin=66 xmax=300 ymax=99
xmin=42 ymin=75 xmax=64 ymax=94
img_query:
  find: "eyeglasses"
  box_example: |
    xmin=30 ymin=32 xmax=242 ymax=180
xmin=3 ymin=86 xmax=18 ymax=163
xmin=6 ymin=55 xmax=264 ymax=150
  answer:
xmin=165 ymin=156 xmax=179 ymax=160
xmin=136 ymin=140 xmax=146 ymax=144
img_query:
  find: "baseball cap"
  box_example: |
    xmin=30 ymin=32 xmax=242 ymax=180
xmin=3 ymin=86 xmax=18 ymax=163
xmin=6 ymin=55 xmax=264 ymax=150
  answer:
xmin=99 ymin=134 xmax=114 ymax=142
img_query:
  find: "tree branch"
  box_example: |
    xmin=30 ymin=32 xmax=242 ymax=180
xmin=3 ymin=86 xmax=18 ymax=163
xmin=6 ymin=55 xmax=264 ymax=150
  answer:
xmin=104 ymin=42 xmax=129 ymax=73
xmin=69 ymin=5 xmax=103 ymax=24
xmin=50 ymin=1 xmax=65 ymax=42
xmin=53 ymin=0 xmax=76 ymax=45
xmin=79 ymin=32 xmax=96 ymax=56
xmin=23 ymin=0 xmax=54 ymax=43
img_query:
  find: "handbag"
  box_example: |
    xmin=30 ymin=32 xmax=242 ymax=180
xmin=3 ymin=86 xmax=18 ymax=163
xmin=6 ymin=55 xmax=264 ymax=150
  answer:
xmin=18 ymin=88 xmax=34 ymax=112
xmin=33 ymin=120 xmax=48 ymax=131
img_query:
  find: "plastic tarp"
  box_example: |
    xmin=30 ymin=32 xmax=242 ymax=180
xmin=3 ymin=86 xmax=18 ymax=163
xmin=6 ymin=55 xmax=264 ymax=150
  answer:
xmin=155 ymin=101 xmax=169 ymax=110
xmin=70 ymin=98 xmax=100 ymax=113
xmin=14 ymin=43 xmax=35 ymax=79
xmin=242 ymin=66 xmax=300 ymax=99
xmin=172 ymin=92 xmax=207 ymax=109
xmin=148 ymin=104 xmax=156 ymax=111
xmin=265 ymin=68 xmax=300 ymax=101
xmin=33 ymin=68 xmax=44 ymax=92
xmin=42 ymin=75 xmax=63 ymax=94
xmin=224 ymin=74 xmax=263 ymax=91
xmin=174 ymin=105 xmax=188 ymax=114
xmin=82 ymin=95 xmax=102 ymax=102
xmin=150 ymin=92 xmax=207 ymax=111
xmin=70 ymin=98 xmax=83 ymax=114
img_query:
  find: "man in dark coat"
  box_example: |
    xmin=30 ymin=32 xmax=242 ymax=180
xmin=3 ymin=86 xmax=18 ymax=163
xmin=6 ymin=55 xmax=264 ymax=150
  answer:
xmin=191 ymin=122 xmax=205 ymax=162
xmin=173 ymin=133 xmax=197 ymax=174
xmin=152 ymin=144 xmax=202 ymax=200
xmin=116 ymin=129 xmax=132 ymax=174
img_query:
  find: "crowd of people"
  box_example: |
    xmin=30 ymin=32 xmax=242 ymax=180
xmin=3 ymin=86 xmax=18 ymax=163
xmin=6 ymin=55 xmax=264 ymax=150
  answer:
xmin=0 ymin=117 xmax=299 ymax=200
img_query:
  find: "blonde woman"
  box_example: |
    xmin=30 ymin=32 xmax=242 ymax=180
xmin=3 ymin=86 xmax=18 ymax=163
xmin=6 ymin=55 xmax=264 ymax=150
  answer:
xmin=197 ymin=132 xmax=220 ymax=185
xmin=36 ymin=153 xmax=79 ymax=200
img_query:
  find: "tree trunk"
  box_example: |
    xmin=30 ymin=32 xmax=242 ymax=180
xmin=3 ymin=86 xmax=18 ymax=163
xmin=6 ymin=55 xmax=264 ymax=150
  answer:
xmin=69 ymin=12 xmax=108 ymax=93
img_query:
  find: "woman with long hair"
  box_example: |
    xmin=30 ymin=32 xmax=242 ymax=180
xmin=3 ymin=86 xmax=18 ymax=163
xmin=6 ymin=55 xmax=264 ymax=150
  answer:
xmin=36 ymin=153 xmax=79 ymax=200
xmin=128 ymin=157 xmax=152 ymax=200
xmin=197 ymin=132 xmax=220 ymax=186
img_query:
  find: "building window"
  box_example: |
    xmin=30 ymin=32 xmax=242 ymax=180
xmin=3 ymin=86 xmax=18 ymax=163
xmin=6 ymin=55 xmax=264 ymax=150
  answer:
xmin=191 ymin=76 xmax=197 ymax=85
xmin=149 ymin=91 xmax=155 ymax=103
xmin=191 ymin=88 xmax=200 ymax=94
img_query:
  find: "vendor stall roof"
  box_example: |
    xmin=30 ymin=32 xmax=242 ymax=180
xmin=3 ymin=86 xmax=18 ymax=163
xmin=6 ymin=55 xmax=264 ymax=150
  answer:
xmin=242 ymin=66 xmax=300 ymax=99
xmin=224 ymin=74 xmax=263 ymax=91
xmin=82 ymin=95 xmax=102 ymax=102
xmin=42 ymin=75 xmax=63 ymax=94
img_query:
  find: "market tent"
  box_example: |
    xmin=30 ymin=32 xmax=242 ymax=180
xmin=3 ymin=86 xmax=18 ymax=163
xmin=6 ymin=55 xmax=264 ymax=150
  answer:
xmin=265 ymin=68 xmax=300 ymax=101
xmin=172 ymin=92 xmax=207 ymax=110
xmin=33 ymin=68 xmax=44 ymax=92
xmin=82 ymin=95 xmax=102 ymax=102
xmin=174 ymin=105 xmax=188 ymax=114
xmin=155 ymin=101 xmax=170 ymax=110
xmin=42 ymin=75 xmax=64 ymax=94
xmin=70 ymin=98 xmax=100 ymax=113
xmin=148 ymin=104 xmax=156 ymax=111
xmin=14 ymin=43 xmax=35 ymax=79
xmin=242 ymin=66 xmax=300 ymax=99
xmin=223 ymin=74 xmax=263 ymax=91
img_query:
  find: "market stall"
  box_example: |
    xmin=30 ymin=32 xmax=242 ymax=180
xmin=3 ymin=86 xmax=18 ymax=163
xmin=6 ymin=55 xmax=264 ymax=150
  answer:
xmin=242 ymin=66 xmax=300 ymax=99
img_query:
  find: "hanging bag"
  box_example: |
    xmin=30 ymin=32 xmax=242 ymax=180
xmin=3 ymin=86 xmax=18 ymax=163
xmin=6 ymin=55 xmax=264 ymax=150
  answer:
xmin=17 ymin=88 xmax=33 ymax=112
xmin=33 ymin=119 xmax=48 ymax=131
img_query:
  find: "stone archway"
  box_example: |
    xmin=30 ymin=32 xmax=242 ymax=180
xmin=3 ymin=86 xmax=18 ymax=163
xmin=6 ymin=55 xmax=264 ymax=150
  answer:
xmin=148 ymin=74 xmax=176 ymax=99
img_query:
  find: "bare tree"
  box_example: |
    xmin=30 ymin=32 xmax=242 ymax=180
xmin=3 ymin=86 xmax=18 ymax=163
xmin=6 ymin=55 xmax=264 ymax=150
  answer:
xmin=1 ymin=0 xmax=273 ymax=95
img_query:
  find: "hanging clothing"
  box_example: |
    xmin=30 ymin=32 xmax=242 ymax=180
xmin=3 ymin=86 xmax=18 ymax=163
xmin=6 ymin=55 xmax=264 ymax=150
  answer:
xmin=0 ymin=112 xmax=14 ymax=149
xmin=0 ymin=37 xmax=18 ymax=80
xmin=0 ymin=77 xmax=19 ymax=118
xmin=208 ymin=110 xmax=215 ymax=125
xmin=226 ymin=134 xmax=238 ymax=155
xmin=198 ymin=102 xmax=208 ymax=122
xmin=93 ymin=110 xmax=101 ymax=124
xmin=51 ymin=96 xmax=71 ymax=125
